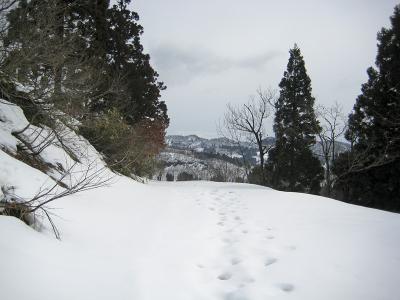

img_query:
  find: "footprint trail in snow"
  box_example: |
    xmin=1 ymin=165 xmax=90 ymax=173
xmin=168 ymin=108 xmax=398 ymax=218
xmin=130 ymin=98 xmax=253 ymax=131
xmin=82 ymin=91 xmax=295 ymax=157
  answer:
xmin=194 ymin=187 xmax=296 ymax=299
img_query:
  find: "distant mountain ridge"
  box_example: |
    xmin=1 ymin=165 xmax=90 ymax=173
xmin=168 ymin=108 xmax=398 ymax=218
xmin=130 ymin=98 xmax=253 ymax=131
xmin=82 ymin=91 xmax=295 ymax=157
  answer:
xmin=166 ymin=134 xmax=274 ymax=161
xmin=165 ymin=134 xmax=349 ymax=160
xmin=156 ymin=134 xmax=350 ymax=181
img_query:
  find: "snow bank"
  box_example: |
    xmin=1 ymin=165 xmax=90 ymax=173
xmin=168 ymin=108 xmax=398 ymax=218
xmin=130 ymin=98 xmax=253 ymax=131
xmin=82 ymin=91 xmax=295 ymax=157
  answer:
xmin=0 ymin=99 xmax=109 ymax=202
xmin=0 ymin=101 xmax=28 ymax=152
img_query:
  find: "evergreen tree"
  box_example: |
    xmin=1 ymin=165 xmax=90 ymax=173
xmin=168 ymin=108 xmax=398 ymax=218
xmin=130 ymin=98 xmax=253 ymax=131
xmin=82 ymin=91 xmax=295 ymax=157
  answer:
xmin=89 ymin=0 xmax=169 ymax=128
xmin=333 ymin=5 xmax=400 ymax=211
xmin=266 ymin=45 xmax=323 ymax=193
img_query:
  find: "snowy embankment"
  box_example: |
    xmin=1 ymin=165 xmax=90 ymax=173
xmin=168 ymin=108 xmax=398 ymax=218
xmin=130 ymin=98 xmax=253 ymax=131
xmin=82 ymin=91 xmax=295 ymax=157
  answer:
xmin=1 ymin=100 xmax=400 ymax=300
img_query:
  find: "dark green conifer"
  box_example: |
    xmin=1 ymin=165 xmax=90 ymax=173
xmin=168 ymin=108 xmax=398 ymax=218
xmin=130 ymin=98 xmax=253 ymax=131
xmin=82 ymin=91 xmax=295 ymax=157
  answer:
xmin=267 ymin=44 xmax=323 ymax=193
xmin=333 ymin=5 xmax=400 ymax=211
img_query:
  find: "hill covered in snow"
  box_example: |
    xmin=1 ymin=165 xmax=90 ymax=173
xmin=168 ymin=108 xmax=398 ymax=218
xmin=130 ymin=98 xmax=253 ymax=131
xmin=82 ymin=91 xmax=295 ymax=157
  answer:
xmin=1 ymin=101 xmax=400 ymax=300
xmin=156 ymin=134 xmax=350 ymax=182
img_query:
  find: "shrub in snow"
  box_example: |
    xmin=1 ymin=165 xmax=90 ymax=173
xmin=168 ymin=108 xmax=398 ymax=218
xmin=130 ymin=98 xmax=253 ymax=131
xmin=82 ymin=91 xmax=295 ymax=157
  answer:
xmin=80 ymin=108 xmax=165 ymax=178
xmin=177 ymin=171 xmax=194 ymax=181
xmin=166 ymin=173 xmax=174 ymax=181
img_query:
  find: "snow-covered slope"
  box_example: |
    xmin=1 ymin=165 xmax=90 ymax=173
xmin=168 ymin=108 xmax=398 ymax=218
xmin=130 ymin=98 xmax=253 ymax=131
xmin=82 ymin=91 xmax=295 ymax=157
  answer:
xmin=1 ymin=180 xmax=400 ymax=300
xmin=1 ymin=101 xmax=400 ymax=300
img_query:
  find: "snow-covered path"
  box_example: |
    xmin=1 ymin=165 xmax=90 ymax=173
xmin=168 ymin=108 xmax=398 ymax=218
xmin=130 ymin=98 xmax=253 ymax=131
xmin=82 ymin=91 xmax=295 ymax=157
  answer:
xmin=1 ymin=179 xmax=400 ymax=300
xmin=191 ymin=186 xmax=296 ymax=298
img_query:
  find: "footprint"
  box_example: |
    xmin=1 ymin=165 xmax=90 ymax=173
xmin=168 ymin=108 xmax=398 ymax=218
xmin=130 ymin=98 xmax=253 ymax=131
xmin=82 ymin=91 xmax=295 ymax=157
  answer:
xmin=234 ymin=216 xmax=241 ymax=221
xmin=264 ymin=257 xmax=278 ymax=266
xmin=217 ymin=222 xmax=225 ymax=226
xmin=285 ymin=245 xmax=297 ymax=251
xmin=209 ymin=207 xmax=215 ymax=211
xmin=196 ymin=264 xmax=205 ymax=269
xmin=218 ymin=271 xmax=232 ymax=280
xmin=277 ymin=283 xmax=294 ymax=292
xmin=224 ymin=290 xmax=248 ymax=300
xmin=231 ymin=257 xmax=242 ymax=265
xmin=222 ymin=237 xmax=236 ymax=244
xmin=266 ymin=235 xmax=275 ymax=240
xmin=242 ymin=230 xmax=248 ymax=234
xmin=243 ymin=277 xmax=255 ymax=284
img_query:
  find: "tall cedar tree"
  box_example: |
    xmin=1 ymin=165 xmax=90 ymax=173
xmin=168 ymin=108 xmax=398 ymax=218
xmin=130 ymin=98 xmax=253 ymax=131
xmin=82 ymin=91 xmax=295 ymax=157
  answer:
xmin=105 ymin=0 xmax=168 ymax=127
xmin=267 ymin=45 xmax=323 ymax=194
xmin=333 ymin=5 xmax=400 ymax=211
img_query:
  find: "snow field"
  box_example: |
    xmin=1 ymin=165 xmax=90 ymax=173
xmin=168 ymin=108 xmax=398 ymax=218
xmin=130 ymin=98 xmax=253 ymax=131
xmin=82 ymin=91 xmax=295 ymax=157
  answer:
xmin=1 ymin=179 xmax=400 ymax=300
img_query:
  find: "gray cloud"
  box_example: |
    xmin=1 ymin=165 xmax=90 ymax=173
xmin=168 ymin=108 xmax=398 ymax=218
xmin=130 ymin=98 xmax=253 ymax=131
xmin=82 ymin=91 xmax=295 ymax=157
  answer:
xmin=132 ymin=0 xmax=399 ymax=136
xmin=151 ymin=44 xmax=283 ymax=85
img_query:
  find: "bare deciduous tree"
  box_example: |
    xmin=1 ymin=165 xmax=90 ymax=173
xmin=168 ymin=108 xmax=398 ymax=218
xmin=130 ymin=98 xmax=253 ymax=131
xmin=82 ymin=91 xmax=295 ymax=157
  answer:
xmin=219 ymin=88 xmax=276 ymax=185
xmin=316 ymin=102 xmax=347 ymax=196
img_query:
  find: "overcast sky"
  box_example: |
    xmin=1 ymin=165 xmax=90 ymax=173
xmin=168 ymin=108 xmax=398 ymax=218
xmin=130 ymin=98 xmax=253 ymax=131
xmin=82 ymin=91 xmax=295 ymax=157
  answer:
xmin=129 ymin=0 xmax=398 ymax=138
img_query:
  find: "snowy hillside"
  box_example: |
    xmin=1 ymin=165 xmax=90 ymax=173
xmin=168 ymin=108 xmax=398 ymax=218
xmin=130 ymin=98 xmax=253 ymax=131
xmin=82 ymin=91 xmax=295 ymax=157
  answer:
xmin=166 ymin=134 xmax=270 ymax=162
xmin=0 ymin=99 xmax=111 ymax=233
xmin=156 ymin=149 xmax=246 ymax=182
xmin=159 ymin=135 xmax=350 ymax=181
xmin=1 ymin=101 xmax=400 ymax=300
xmin=165 ymin=134 xmax=350 ymax=161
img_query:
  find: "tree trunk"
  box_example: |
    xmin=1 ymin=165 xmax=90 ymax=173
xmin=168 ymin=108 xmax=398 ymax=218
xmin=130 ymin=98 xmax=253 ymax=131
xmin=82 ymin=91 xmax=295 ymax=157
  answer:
xmin=257 ymin=138 xmax=266 ymax=185
xmin=325 ymin=155 xmax=331 ymax=196
xmin=54 ymin=0 xmax=65 ymax=98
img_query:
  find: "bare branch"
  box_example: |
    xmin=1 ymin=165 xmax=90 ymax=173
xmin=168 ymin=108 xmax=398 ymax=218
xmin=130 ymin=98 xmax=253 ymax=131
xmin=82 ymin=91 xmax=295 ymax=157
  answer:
xmin=219 ymin=88 xmax=277 ymax=184
xmin=316 ymin=102 xmax=347 ymax=196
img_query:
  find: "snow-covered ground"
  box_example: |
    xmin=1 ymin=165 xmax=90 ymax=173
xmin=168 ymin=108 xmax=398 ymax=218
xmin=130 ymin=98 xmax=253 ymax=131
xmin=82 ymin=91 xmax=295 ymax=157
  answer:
xmin=1 ymin=100 xmax=400 ymax=300
xmin=1 ymin=179 xmax=400 ymax=300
